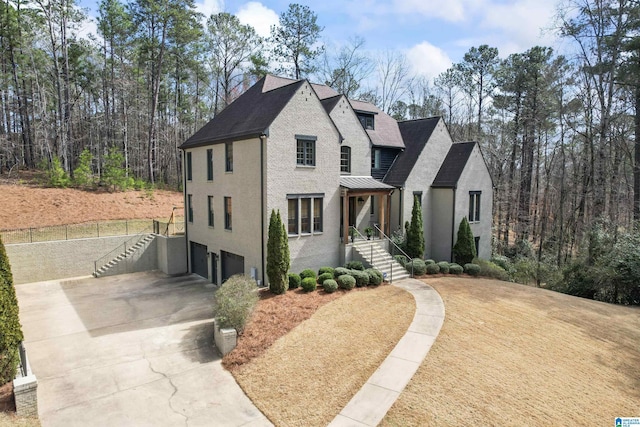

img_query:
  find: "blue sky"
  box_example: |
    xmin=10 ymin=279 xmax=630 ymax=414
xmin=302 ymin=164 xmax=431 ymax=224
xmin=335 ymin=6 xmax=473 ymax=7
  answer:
xmin=78 ymin=0 xmax=565 ymax=80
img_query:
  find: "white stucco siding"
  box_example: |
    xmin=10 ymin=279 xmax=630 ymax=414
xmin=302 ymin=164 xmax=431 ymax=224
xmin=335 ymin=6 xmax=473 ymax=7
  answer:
xmin=453 ymin=145 xmax=494 ymax=260
xmin=184 ymin=138 xmax=263 ymax=283
xmin=402 ymin=120 xmax=453 ymax=256
xmin=266 ymin=83 xmax=342 ymax=274
xmin=328 ymin=97 xmax=371 ymax=176
xmin=430 ymin=189 xmax=455 ymax=262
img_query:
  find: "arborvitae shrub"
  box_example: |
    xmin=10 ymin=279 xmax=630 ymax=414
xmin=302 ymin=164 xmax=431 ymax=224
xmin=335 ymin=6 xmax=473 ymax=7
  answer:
xmin=365 ymin=268 xmax=383 ymax=285
xmin=464 ymin=263 xmax=481 ymax=276
xmin=344 ymin=260 xmax=364 ymax=271
xmin=267 ymin=210 xmax=289 ymax=294
xmin=333 ymin=267 xmax=350 ymax=278
xmin=213 ymin=275 xmax=258 ymax=333
xmin=318 ymin=267 xmax=334 ymax=276
xmin=301 ymin=277 xmax=317 ymax=292
xmin=406 ymin=195 xmax=425 ymax=258
xmin=437 ymin=261 xmax=450 ymax=274
xmin=411 ymin=258 xmax=427 ymax=276
xmin=322 ymin=280 xmax=338 ymax=293
xmin=337 ymin=274 xmax=356 ymax=290
xmin=288 ymin=273 xmax=301 ymax=289
xmin=317 ymin=272 xmax=333 ymax=284
xmin=393 ymin=255 xmax=407 ymax=266
xmin=426 ymin=263 xmax=440 ymax=274
xmin=351 ymin=270 xmax=369 ymax=287
xmin=449 ymin=263 xmax=464 ymax=274
xmin=300 ymin=269 xmax=316 ymax=280
xmin=0 ymin=236 xmax=23 ymax=385
xmin=453 ymin=217 xmax=476 ymax=265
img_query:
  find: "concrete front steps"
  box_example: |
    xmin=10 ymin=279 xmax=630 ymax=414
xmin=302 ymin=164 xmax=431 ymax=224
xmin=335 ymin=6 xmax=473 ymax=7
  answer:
xmin=352 ymin=239 xmax=411 ymax=282
xmin=93 ymin=234 xmax=156 ymax=278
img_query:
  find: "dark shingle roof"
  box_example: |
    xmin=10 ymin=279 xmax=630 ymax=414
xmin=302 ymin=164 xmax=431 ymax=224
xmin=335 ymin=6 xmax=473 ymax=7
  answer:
xmin=180 ymin=76 xmax=304 ymax=148
xmin=349 ymin=100 xmax=405 ymax=149
xmin=320 ymin=95 xmax=343 ymax=114
xmin=431 ymin=142 xmax=476 ymax=188
xmin=383 ymin=117 xmax=441 ymax=187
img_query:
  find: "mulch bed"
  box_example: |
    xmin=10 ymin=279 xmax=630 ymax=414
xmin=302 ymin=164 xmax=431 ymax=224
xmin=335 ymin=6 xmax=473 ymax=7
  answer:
xmin=0 ymin=382 xmax=15 ymax=413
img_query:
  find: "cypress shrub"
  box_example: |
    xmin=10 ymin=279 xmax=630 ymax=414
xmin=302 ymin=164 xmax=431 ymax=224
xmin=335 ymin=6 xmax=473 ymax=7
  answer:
xmin=406 ymin=195 xmax=425 ymax=258
xmin=301 ymin=277 xmax=317 ymax=292
xmin=337 ymin=274 xmax=356 ymax=290
xmin=0 ymin=236 xmax=23 ymax=385
xmin=267 ymin=210 xmax=290 ymax=294
xmin=453 ymin=217 xmax=476 ymax=265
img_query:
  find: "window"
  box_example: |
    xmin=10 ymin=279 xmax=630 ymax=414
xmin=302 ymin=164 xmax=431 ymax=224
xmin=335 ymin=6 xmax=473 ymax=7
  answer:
xmin=469 ymin=191 xmax=481 ymax=222
xmin=296 ymin=137 xmax=316 ymax=166
xmin=207 ymin=149 xmax=213 ymax=180
xmin=187 ymin=194 xmax=193 ymax=223
xmin=224 ymin=197 xmax=232 ymax=230
xmin=225 ymin=142 xmax=233 ymax=172
xmin=474 ymin=236 xmax=480 ymax=256
xmin=372 ymin=149 xmax=381 ymax=169
xmin=340 ymin=146 xmax=351 ymax=173
xmin=186 ymin=152 xmax=192 ymax=181
xmin=358 ymin=113 xmax=374 ymax=130
xmin=370 ymin=196 xmax=375 ymax=215
xmin=413 ymin=191 xmax=423 ymax=207
xmin=288 ymin=199 xmax=298 ymax=234
xmin=287 ymin=194 xmax=323 ymax=236
xmin=313 ymin=198 xmax=322 ymax=232
xmin=208 ymin=196 xmax=214 ymax=227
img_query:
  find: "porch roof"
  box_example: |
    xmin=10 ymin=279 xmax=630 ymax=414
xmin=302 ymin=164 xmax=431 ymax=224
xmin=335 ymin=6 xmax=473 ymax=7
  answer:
xmin=340 ymin=176 xmax=395 ymax=191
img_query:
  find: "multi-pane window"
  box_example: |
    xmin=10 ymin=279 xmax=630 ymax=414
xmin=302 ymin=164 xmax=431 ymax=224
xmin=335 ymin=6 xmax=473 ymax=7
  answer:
xmin=372 ymin=149 xmax=381 ymax=169
xmin=186 ymin=152 xmax=192 ymax=181
xmin=313 ymin=198 xmax=322 ymax=232
xmin=300 ymin=198 xmax=311 ymax=233
xmin=187 ymin=194 xmax=193 ymax=222
xmin=413 ymin=191 xmax=423 ymax=207
xmin=340 ymin=146 xmax=351 ymax=173
xmin=358 ymin=113 xmax=374 ymax=130
xmin=469 ymin=191 xmax=481 ymax=222
xmin=207 ymin=149 xmax=213 ymax=180
xmin=208 ymin=196 xmax=214 ymax=227
xmin=225 ymin=142 xmax=233 ymax=172
xmin=288 ymin=199 xmax=298 ymax=234
xmin=224 ymin=197 xmax=232 ymax=230
xmin=296 ymin=139 xmax=315 ymax=166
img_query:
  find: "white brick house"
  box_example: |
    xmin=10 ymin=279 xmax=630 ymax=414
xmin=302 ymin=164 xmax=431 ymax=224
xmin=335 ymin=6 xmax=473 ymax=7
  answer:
xmin=179 ymin=75 xmax=493 ymax=284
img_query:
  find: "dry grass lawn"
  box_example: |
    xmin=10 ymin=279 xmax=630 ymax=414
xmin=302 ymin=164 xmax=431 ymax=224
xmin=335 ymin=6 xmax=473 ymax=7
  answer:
xmin=0 ymin=413 xmax=40 ymax=427
xmin=231 ymin=284 xmax=415 ymax=427
xmin=381 ymin=277 xmax=640 ymax=426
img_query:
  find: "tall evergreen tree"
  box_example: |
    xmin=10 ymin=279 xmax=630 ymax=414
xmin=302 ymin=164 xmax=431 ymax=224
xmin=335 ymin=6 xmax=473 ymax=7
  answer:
xmin=406 ymin=195 xmax=424 ymax=259
xmin=267 ymin=209 xmax=289 ymax=294
xmin=453 ymin=217 xmax=476 ymax=265
xmin=0 ymin=236 xmax=23 ymax=385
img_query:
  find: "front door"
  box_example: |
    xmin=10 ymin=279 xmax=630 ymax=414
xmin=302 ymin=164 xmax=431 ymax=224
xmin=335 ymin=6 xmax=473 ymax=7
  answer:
xmin=190 ymin=241 xmax=208 ymax=279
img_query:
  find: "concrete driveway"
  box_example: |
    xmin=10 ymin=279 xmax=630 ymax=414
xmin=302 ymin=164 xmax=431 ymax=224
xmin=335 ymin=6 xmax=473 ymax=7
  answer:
xmin=16 ymin=271 xmax=272 ymax=427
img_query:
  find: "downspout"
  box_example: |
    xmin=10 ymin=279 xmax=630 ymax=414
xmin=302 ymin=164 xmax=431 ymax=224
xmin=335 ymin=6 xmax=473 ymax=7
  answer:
xmin=182 ymin=149 xmax=189 ymax=272
xmin=260 ymin=134 xmax=267 ymax=286
xmin=450 ymin=188 xmax=456 ymax=262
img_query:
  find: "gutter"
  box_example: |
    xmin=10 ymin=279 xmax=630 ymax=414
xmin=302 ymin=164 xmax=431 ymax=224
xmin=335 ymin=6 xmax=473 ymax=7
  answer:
xmin=260 ymin=134 xmax=266 ymax=286
xmin=182 ymin=149 xmax=190 ymax=274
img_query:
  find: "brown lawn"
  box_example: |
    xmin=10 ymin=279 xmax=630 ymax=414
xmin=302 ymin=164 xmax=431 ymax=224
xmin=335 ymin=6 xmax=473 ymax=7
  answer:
xmin=381 ymin=277 xmax=640 ymax=426
xmin=228 ymin=284 xmax=415 ymax=427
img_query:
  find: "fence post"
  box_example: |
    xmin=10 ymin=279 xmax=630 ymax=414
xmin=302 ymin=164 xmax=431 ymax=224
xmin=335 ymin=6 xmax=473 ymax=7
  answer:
xmin=65 ymin=225 xmax=68 ymax=240
xmin=126 ymin=220 xmax=129 ymax=235
xmin=97 ymin=222 xmax=100 ymax=238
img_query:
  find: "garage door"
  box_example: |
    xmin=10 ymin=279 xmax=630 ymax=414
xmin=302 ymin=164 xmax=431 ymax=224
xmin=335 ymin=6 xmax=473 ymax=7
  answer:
xmin=221 ymin=251 xmax=244 ymax=283
xmin=190 ymin=241 xmax=208 ymax=279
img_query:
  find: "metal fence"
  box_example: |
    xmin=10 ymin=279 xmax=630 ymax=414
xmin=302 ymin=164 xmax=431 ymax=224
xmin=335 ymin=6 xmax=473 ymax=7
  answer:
xmin=153 ymin=217 xmax=185 ymax=236
xmin=1 ymin=219 xmax=156 ymax=244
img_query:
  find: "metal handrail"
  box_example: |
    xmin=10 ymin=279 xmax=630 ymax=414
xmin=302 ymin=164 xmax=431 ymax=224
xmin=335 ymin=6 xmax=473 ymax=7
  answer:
xmin=349 ymin=225 xmax=367 ymax=242
xmin=374 ymin=224 xmax=414 ymax=277
xmin=93 ymin=225 xmax=153 ymax=274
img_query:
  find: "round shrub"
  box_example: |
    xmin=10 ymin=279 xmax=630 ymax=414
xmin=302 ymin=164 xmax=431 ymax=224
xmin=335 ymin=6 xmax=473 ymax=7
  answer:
xmin=409 ymin=258 xmax=427 ymax=276
xmin=476 ymin=259 xmax=509 ymax=281
xmin=318 ymin=272 xmax=334 ymax=284
xmin=337 ymin=274 xmax=356 ymax=290
xmin=344 ymin=260 xmax=364 ymax=271
xmin=426 ymin=263 xmax=440 ymax=274
xmin=437 ymin=261 xmax=450 ymax=274
xmin=213 ymin=274 xmax=259 ymax=333
xmin=490 ymin=255 xmax=513 ymax=273
xmin=425 ymin=259 xmax=436 ymax=265
xmin=333 ymin=267 xmax=350 ymax=278
xmin=301 ymin=277 xmax=317 ymax=292
xmin=318 ymin=266 xmax=335 ymax=277
xmin=393 ymin=255 xmax=407 ymax=266
xmin=322 ymin=279 xmax=338 ymax=293
xmin=288 ymin=273 xmax=301 ymax=289
xmin=365 ymin=268 xmax=383 ymax=286
xmin=351 ymin=269 xmax=369 ymax=287
xmin=300 ymin=269 xmax=316 ymax=280
xmin=449 ymin=263 xmax=464 ymax=274
xmin=464 ymin=263 xmax=481 ymax=276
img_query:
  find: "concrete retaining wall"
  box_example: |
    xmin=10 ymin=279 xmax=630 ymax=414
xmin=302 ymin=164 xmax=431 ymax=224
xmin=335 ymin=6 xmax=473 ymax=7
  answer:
xmin=97 ymin=238 xmax=158 ymax=278
xmin=157 ymin=235 xmax=187 ymax=275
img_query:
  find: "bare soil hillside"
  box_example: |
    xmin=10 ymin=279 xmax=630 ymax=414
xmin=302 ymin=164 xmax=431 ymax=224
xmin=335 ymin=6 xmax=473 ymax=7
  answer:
xmin=0 ymin=174 xmax=183 ymax=230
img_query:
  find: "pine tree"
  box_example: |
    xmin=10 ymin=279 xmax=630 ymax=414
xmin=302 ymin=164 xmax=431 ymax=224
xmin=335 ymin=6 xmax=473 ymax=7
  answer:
xmin=74 ymin=148 xmax=94 ymax=189
xmin=267 ymin=210 xmax=290 ymax=294
xmin=0 ymin=236 xmax=23 ymax=384
xmin=453 ymin=217 xmax=476 ymax=265
xmin=406 ymin=195 xmax=424 ymax=258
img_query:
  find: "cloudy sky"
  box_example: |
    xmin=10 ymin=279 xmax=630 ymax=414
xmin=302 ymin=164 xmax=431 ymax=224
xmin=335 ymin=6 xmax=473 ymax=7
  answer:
xmin=79 ymin=0 xmax=565 ymax=80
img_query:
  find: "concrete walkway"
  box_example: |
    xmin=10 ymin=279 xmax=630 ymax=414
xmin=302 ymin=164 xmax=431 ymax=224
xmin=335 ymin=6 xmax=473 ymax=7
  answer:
xmin=329 ymin=278 xmax=445 ymax=426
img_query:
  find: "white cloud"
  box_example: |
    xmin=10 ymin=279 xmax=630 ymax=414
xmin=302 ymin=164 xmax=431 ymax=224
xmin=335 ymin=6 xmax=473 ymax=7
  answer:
xmin=406 ymin=41 xmax=452 ymax=79
xmin=75 ymin=15 xmax=102 ymax=43
xmin=195 ymin=0 xmax=223 ymax=21
xmin=236 ymin=2 xmax=279 ymax=38
xmin=393 ymin=0 xmax=485 ymax=22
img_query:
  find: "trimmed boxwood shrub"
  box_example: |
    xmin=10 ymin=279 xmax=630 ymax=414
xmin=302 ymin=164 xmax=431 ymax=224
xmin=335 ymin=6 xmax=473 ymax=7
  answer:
xmin=449 ymin=263 xmax=464 ymax=274
xmin=300 ymin=269 xmax=316 ymax=280
xmin=393 ymin=255 xmax=407 ymax=267
xmin=425 ymin=259 xmax=436 ymax=265
xmin=288 ymin=273 xmax=301 ymax=289
xmin=351 ymin=269 xmax=369 ymax=287
xmin=426 ymin=263 xmax=440 ymax=274
xmin=410 ymin=258 xmax=427 ymax=276
xmin=322 ymin=279 xmax=338 ymax=293
xmin=318 ymin=266 xmax=334 ymax=277
xmin=344 ymin=260 xmax=364 ymax=271
xmin=318 ymin=272 xmax=334 ymax=284
xmin=365 ymin=268 xmax=383 ymax=286
xmin=301 ymin=277 xmax=317 ymax=292
xmin=337 ymin=274 xmax=356 ymax=290
xmin=213 ymin=274 xmax=259 ymax=333
xmin=437 ymin=261 xmax=450 ymax=274
xmin=333 ymin=267 xmax=350 ymax=278
xmin=464 ymin=263 xmax=481 ymax=276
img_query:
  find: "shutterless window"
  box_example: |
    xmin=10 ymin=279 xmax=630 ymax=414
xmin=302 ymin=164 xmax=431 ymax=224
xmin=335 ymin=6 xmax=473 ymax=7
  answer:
xmin=340 ymin=146 xmax=351 ymax=173
xmin=224 ymin=197 xmax=232 ymax=230
xmin=207 ymin=196 xmax=214 ymax=227
xmin=300 ymin=198 xmax=311 ymax=233
xmin=207 ymin=149 xmax=213 ymax=180
xmin=187 ymin=194 xmax=193 ymax=222
xmin=370 ymin=195 xmax=375 ymax=215
xmin=469 ymin=191 xmax=481 ymax=222
xmin=288 ymin=199 xmax=298 ymax=234
xmin=296 ymin=139 xmax=315 ymax=166
xmin=186 ymin=152 xmax=192 ymax=181
xmin=313 ymin=198 xmax=323 ymax=232
xmin=372 ymin=149 xmax=381 ymax=169
xmin=358 ymin=114 xmax=374 ymax=130
xmin=413 ymin=191 xmax=423 ymax=207
xmin=225 ymin=142 xmax=233 ymax=172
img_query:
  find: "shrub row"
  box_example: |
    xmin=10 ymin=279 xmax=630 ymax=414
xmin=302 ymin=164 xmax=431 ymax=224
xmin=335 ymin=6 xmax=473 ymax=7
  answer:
xmin=291 ymin=263 xmax=385 ymax=292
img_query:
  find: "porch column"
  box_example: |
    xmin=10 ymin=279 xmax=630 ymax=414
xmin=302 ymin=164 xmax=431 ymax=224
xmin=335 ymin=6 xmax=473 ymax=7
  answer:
xmin=386 ymin=192 xmax=392 ymax=236
xmin=342 ymin=190 xmax=349 ymax=243
xmin=378 ymin=193 xmax=386 ymax=236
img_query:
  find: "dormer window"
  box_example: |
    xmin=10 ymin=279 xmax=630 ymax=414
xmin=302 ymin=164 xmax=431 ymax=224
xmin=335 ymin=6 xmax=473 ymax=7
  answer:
xmin=358 ymin=113 xmax=374 ymax=130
